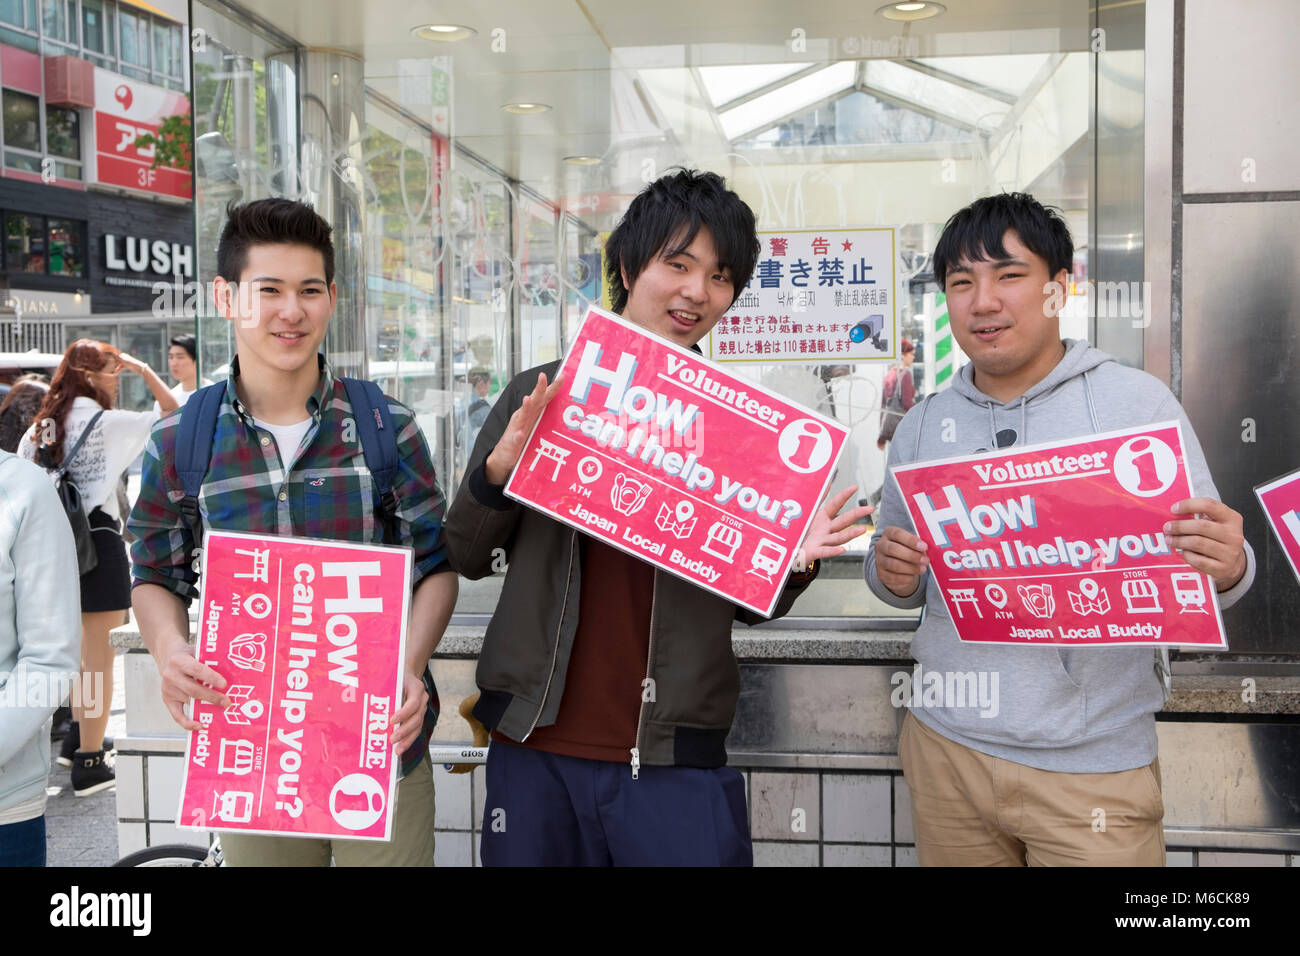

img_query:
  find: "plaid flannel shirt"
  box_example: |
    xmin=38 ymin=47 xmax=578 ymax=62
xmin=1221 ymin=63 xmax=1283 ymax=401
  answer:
xmin=128 ymin=355 xmax=450 ymax=776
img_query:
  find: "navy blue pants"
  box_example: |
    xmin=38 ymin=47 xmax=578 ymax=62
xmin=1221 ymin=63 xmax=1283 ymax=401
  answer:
xmin=0 ymin=815 xmax=45 ymax=867
xmin=481 ymin=740 xmax=752 ymax=866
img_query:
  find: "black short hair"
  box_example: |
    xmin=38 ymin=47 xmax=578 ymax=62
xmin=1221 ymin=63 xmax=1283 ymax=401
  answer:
xmin=217 ymin=198 xmax=335 ymax=286
xmin=168 ymin=333 xmax=196 ymax=361
xmin=932 ymin=192 xmax=1072 ymax=287
xmin=605 ymin=168 xmax=759 ymax=314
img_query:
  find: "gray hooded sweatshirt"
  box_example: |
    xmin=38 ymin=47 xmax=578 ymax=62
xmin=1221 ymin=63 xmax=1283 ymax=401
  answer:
xmin=864 ymin=339 xmax=1255 ymax=773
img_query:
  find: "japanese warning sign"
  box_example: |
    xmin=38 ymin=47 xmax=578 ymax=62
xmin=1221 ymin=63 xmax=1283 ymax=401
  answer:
xmin=893 ymin=422 xmax=1228 ymax=648
xmin=706 ymin=227 xmax=898 ymax=364
xmin=505 ymin=306 xmax=849 ymax=616
xmin=177 ymin=531 xmax=412 ymax=840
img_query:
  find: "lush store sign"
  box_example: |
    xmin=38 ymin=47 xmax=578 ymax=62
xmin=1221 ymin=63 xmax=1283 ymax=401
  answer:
xmin=102 ymin=233 xmax=194 ymax=288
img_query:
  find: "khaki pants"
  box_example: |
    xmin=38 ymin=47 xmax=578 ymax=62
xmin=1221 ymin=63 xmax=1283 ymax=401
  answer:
xmin=899 ymin=711 xmax=1165 ymax=866
xmin=221 ymin=759 xmax=436 ymax=867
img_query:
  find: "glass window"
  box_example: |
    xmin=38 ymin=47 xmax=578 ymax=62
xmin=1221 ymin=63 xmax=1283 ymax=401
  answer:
xmin=39 ymin=0 xmax=74 ymax=44
xmin=152 ymin=17 xmax=167 ymax=75
xmin=5 ymin=213 xmax=46 ymax=273
xmin=0 ymin=0 xmax=27 ymax=28
xmin=169 ymin=20 xmax=182 ymax=78
xmin=153 ymin=20 xmax=182 ymax=79
xmin=0 ymin=0 xmax=36 ymax=49
xmin=119 ymin=8 xmax=147 ymax=67
xmin=45 ymin=104 xmax=78 ymax=159
xmin=2 ymin=89 xmax=40 ymax=151
xmin=46 ymin=218 xmax=82 ymax=277
xmin=81 ymin=0 xmax=111 ymax=55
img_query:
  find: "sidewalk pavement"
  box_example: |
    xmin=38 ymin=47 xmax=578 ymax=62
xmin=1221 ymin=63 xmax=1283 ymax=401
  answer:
xmin=44 ymin=649 xmax=127 ymax=867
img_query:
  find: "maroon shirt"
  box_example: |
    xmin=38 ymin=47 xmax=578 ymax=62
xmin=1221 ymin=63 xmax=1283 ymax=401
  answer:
xmin=494 ymin=537 xmax=653 ymax=763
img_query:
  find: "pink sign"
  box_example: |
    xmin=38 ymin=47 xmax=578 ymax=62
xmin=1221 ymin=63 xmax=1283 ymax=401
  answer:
xmin=177 ymin=531 xmax=412 ymax=840
xmin=1255 ymin=467 xmax=1300 ymax=586
xmin=505 ymin=306 xmax=849 ymax=617
xmin=92 ymin=67 xmax=191 ymax=200
xmin=893 ymin=422 xmax=1227 ymax=648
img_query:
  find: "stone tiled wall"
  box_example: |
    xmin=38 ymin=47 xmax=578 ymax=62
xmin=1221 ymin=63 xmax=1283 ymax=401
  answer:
xmin=115 ymin=749 xmax=207 ymax=858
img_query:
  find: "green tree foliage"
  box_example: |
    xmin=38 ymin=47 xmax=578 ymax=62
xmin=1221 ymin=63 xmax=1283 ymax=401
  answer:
xmin=134 ymin=108 xmax=193 ymax=171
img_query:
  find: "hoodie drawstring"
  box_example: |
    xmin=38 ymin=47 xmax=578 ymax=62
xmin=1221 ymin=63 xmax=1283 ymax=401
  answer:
xmin=1082 ymin=369 xmax=1101 ymax=432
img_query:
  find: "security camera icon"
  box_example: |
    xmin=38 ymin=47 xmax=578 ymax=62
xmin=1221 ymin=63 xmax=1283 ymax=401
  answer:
xmin=848 ymin=314 xmax=887 ymax=351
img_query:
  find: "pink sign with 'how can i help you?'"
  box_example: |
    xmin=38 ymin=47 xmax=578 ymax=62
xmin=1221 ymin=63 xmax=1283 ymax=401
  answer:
xmin=1255 ymin=467 xmax=1300 ymax=587
xmin=893 ymin=422 xmax=1227 ymax=648
xmin=177 ymin=530 xmax=412 ymax=840
xmin=505 ymin=306 xmax=849 ymax=617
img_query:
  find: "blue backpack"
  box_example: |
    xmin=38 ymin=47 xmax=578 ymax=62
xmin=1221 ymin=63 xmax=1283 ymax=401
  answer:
xmin=174 ymin=378 xmax=400 ymax=549
xmin=173 ymin=377 xmax=440 ymax=743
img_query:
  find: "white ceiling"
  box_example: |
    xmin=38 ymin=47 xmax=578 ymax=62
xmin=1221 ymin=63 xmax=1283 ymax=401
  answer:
xmin=221 ymin=0 xmax=1093 ymax=206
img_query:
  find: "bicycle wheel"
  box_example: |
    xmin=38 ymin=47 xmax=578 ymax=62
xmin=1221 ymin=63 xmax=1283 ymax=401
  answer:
xmin=113 ymin=843 xmax=210 ymax=867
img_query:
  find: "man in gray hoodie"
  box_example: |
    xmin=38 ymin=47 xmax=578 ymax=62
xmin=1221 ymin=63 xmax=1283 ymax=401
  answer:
xmin=865 ymin=192 xmax=1254 ymax=866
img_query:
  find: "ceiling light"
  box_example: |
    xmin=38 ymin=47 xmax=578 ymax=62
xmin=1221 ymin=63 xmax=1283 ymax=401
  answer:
xmin=563 ymin=155 xmax=602 ymax=165
xmin=876 ymin=2 xmax=945 ymax=21
xmin=411 ymin=24 xmax=477 ymax=42
xmin=502 ymin=102 xmax=551 ymax=114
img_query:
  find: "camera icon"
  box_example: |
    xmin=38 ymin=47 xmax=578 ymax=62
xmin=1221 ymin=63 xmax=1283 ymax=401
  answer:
xmin=848 ymin=314 xmax=887 ymax=351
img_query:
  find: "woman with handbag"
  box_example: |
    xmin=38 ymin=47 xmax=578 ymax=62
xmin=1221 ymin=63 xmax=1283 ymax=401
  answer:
xmin=19 ymin=340 xmax=178 ymax=796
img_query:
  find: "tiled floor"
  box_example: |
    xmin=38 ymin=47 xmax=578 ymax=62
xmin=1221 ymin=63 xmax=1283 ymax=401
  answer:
xmin=43 ymin=650 xmax=127 ymax=867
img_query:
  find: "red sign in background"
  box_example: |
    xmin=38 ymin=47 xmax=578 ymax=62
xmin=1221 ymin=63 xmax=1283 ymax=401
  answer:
xmin=177 ymin=531 xmax=412 ymax=840
xmin=505 ymin=307 xmax=849 ymax=616
xmin=894 ymin=423 xmax=1228 ymax=648
xmin=92 ymin=67 xmax=191 ymax=200
xmin=1256 ymin=467 xmax=1300 ymax=587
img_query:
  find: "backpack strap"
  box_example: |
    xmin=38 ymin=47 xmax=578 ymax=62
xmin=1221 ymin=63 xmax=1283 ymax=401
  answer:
xmin=53 ymin=410 xmax=105 ymax=479
xmin=175 ymin=384 xmax=226 ymax=555
xmin=341 ymin=377 xmax=401 ymax=545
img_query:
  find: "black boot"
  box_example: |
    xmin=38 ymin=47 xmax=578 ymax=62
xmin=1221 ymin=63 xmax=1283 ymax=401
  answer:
xmin=71 ymin=749 xmax=116 ymax=797
xmin=58 ymin=722 xmax=115 ymax=768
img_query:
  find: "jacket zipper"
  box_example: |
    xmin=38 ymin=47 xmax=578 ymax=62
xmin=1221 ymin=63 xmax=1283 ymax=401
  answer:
xmin=630 ymin=571 xmax=659 ymax=780
xmin=523 ymin=529 xmax=578 ymax=741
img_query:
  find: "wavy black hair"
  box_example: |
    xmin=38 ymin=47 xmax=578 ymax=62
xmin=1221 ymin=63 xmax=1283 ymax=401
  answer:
xmin=605 ymin=168 xmax=759 ymax=314
xmin=217 ymin=198 xmax=335 ymax=286
xmin=932 ymin=192 xmax=1073 ymax=287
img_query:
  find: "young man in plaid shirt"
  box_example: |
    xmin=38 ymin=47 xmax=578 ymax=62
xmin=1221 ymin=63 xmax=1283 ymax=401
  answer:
xmin=129 ymin=198 xmax=458 ymax=866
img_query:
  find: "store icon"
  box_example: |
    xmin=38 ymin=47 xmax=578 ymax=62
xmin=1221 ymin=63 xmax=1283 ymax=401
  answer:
xmin=702 ymin=522 xmax=742 ymax=564
xmin=1121 ymin=579 xmax=1162 ymax=613
xmin=219 ymin=739 xmax=255 ymax=776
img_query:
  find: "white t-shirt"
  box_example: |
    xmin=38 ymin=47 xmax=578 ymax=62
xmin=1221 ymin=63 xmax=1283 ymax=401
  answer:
xmin=18 ymin=397 xmax=158 ymax=522
xmin=252 ymin=416 xmax=313 ymax=470
xmin=154 ymin=379 xmax=211 ymax=414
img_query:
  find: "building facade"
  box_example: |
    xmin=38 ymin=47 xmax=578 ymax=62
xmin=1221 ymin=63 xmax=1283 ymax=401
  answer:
xmin=1 ymin=0 xmax=193 ymax=407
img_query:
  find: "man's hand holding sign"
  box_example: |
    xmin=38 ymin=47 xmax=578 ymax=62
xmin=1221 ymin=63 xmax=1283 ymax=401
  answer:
xmin=499 ymin=307 xmax=870 ymax=615
xmin=878 ymin=495 xmax=1246 ymax=603
xmin=1164 ymin=497 xmax=1248 ymax=592
xmin=483 ymin=360 xmax=872 ymax=578
xmin=890 ymin=424 xmax=1236 ymax=647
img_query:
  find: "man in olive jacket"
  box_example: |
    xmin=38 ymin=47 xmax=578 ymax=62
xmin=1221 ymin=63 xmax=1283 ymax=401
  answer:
xmin=446 ymin=169 xmax=869 ymax=866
